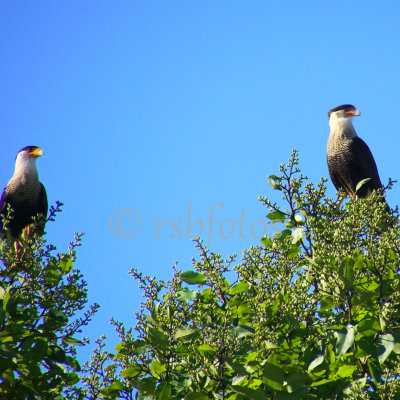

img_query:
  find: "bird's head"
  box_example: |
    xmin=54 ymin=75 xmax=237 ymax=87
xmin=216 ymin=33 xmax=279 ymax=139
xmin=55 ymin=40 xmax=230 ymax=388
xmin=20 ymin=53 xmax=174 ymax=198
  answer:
xmin=328 ymin=104 xmax=360 ymax=132
xmin=14 ymin=146 xmax=44 ymax=177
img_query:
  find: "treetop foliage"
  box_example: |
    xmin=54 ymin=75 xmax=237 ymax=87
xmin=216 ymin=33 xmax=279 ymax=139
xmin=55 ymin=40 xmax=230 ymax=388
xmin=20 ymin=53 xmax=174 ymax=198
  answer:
xmin=0 ymin=202 xmax=99 ymax=399
xmin=80 ymin=150 xmax=400 ymax=400
xmin=2 ymin=151 xmax=400 ymax=400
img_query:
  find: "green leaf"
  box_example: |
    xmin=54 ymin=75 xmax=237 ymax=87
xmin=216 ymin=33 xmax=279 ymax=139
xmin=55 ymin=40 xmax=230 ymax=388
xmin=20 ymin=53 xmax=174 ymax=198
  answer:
xmin=155 ymin=381 xmax=171 ymax=400
xmin=268 ymin=174 xmax=281 ymax=180
xmin=275 ymin=229 xmax=292 ymax=242
xmin=226 ymin=361 xmax=248 ymax=376
xmin=151 ymin=360 xmax=167 ymax=378
xmin=31 ymin=339 xmax=48 ymax=361
xmin=177 ymin=288 xmax=197 ymax=302
xmin=181 ymin=271 xmax=206 ymax=284
xmin=130 ymin=339 xmax=148 ymax=355
xmin=44 ymin=265 xmax=60 ymax=287
xmin=285 ymin=372 xmax=309 ymax=393
xmin=335 ymin=324 xmax=354 ymax=357
xmin=274 ymin=392 xmax=298 ymax=400
xmin=263 ymin=363 xmax=284 ymax=390
xmin=63 ymin=337 xmax=84 ymax=347
xmin=229 ymin=385 xmax=267 ymax=400
xmin=59 ymin=255 xmax=73 ymax=274
xmin=392 ymin=342 xmax=400 ymax=354
xmin=268 ymin=175 xmax=282 ymax=191
xmin=265 ymin=341 xmax=279 ymax=349
xmin=229 ymin=281 xmax=249 ymax=295
xmin=267 ymin=211 xmax=286 ymax=222
xmin=48 ymin=345 xmax=66 ymax=362
xmin=102 ymin=381 xmax=124 ymax=396
xmin=136 ymin=377 xmax=157 ymax=395
xmin=121 ymin=366 xmax=142 ymax=378
xmin=357 ymin=318 xmax=381 ymax=337
xmin=261 ymin=236 xmax=273 ymax=248
xmin=175 ymin=327 xmax=199 ymax=341
xmin=237 ymin=302 xmax=252 ymax=316
xmin=339 ymin=257 xmax=354 ymax=290
xmin=115 ymin=342 xmax=127 ymax=354
xmin=377 ymin=333 xmax=394 ymax=364
xmin=0 ymin=308 xmax=5 ymax=326
xmin=356 ymin=336 xmax=375 ymax=359
xmin=48 ymin=309 xmax=68 ymax=325
xmin=65 ymin=372 xmax=80 ymax=385
xmin=368 ymin=358 xmax=382 ymax=383
xmin=184 ymin=393 xmax=209 ymax=400
xmin=336 ymin=364 xmax=357 ymax=378
xmin=355 ymin=178 xmax=371 ymax=193
xmin=197 ymin=344 xmax=216 ymax=356
xmin=147 ymin=327 xmax=169 ymax=348
xmin=232 ymin=375 xmax=246 ymax=386
xmin=276 ymin=387 xmax=308 ymax=399
xmin=0 ymin=357 xmax=15 ymax=373
xmin=287 ymin=245 xmax=300 ymax=258
xmin=234 ymin=325 xmax=255 ymax=339
xmin=311 ymin=378 xmax=337 ymax=387
xmin=65 ymin=356 xmax=81 ymax=371
xmin=1 ymin=291 xmax=10 ymax=309
xmin=308 ymin=356 xmax=324 ymax=372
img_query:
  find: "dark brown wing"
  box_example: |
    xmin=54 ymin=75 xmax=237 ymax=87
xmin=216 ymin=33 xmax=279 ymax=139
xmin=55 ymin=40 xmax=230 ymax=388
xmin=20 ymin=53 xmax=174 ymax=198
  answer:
xmin=31 ymin=183 xmax=48 ymax=235
xmin=347 ymin=137 xmax=383 ymax=198
xmin=0 ymin=182 xmax=48 ymax=238
xmin=38 ymin=183 xmax=48 ymax=219
xmin=0 ymin=187 xmax=8 ymax=231
xmin=327 ymin=137 xmax=383 ymax=199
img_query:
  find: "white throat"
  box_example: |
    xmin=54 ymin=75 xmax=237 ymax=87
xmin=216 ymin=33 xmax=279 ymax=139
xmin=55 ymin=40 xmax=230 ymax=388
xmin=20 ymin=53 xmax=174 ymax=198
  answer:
xmin=329 ymin=115 xmax=358 ymax=139
xmin=13 ymin=153 xmax=39 ymax=180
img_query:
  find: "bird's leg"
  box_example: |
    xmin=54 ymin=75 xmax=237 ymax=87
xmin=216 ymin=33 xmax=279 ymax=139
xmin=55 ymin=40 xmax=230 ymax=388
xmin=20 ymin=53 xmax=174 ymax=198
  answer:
xmin=22 ymin=225 xmax=31 ymax=240
xmin=13 ymin=240 xmax=21 ymax=263
xmin=337 ymin=193 xmax=348 ymax=208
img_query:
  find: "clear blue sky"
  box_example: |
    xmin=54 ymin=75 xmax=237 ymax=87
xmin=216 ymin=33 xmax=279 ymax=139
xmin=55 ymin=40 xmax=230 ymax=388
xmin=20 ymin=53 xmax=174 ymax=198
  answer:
xmin=1 ymin=2 xmax=399 ymax=363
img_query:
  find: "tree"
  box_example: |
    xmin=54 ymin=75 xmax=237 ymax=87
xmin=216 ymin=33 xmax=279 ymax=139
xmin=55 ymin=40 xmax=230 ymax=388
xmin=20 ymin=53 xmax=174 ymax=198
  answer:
xmin=0 ymin=203 xmax=99 ymax=399
xmin=82 ymin=150 xmax=399 ymax=399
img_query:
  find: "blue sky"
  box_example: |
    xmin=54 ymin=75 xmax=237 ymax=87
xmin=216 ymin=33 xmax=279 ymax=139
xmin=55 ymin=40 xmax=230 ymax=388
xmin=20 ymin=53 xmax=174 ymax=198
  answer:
xmin=1 ymin=2 xmax=400 ymax=363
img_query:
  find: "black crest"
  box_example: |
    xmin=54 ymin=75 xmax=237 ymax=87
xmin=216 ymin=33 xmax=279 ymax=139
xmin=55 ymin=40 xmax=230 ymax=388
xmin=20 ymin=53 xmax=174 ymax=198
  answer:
xmin=328 ymin=104 xmax=356 ymax=118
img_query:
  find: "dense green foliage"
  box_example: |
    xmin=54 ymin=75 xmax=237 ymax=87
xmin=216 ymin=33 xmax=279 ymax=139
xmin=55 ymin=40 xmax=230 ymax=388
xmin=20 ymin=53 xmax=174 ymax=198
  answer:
xmin=0 ymin=203 xmax=98 ymax=399
xmin=2 ymin=152 xmax=399 ymax=399
xmin=81 ymin=151 xmax=400 ymax=399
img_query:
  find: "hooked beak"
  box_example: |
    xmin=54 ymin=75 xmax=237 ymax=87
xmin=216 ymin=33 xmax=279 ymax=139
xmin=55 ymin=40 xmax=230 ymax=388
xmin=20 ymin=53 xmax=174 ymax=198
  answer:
xmin=29 ymin=147 xmax=44 ymax=158
xmin=345 ymin=108 xmax=360 ymax=117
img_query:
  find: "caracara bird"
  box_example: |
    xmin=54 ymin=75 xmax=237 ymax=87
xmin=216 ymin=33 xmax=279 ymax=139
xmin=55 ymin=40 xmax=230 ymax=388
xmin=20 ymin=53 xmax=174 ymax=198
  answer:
xmin=327 ymin=104 xmax=387 ymax=206
xmin=0 ymin=146 xmax=48 ymax=239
